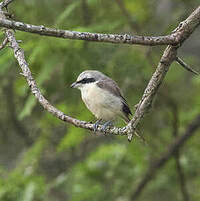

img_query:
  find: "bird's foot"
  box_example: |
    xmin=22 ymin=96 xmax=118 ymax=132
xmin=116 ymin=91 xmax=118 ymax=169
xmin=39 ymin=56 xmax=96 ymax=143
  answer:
xmin=93 ymin=119 xmax=102 ymax=132
xmin=101 ymin=121 xmax=113 ymax=133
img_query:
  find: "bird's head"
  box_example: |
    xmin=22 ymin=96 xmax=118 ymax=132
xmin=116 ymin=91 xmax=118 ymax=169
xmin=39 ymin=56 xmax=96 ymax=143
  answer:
xmin=70 ymin=70 xmax=106 ymax=90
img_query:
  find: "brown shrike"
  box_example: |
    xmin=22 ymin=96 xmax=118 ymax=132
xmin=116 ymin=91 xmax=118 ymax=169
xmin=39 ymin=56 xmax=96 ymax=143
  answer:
xmin=71 ymin=70 xmax=132 ymax=131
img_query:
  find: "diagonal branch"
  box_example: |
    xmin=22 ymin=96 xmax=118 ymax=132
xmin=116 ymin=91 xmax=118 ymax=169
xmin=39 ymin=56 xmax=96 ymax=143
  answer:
xmin=0 ymin=18 xmax=186 ymax=46
xmin=126 ymin=6 xmax=200 ymax=141
xmin=131 ymin=114 xmax=200 ymax=200
xmin=126 ymin=45 xmax=177 ymax=140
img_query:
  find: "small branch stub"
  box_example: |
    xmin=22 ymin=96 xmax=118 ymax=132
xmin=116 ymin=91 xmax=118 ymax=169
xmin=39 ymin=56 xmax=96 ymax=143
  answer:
xmin=176 ymin=57 xmax=199 ymax=75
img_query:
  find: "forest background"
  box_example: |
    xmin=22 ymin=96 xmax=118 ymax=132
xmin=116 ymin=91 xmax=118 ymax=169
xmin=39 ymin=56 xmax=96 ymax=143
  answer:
xmin=0 ymin=0 xmax=200 ymax=201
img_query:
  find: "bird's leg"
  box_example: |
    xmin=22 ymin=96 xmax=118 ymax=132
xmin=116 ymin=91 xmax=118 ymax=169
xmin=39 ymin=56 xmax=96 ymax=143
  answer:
xmin=93 ymin=119 xmax=102 ymax=132
xmin=101 ymin=121 xmax=113 ymax=133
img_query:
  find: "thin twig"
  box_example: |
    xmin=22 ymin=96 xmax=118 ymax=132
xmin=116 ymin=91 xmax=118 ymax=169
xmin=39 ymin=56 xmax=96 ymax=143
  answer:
xmin=170 ymin=102 xmax=190 ymax=201
xmin=176 ymin=57 xmax=199 ymax=75
xmin=131 ymin=114 xmax=200 ymax=200
xmin=175 ymin=152 xmax=190 ymax=201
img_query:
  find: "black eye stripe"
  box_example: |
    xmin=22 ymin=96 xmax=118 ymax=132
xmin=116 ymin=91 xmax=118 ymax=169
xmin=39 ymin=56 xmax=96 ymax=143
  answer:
xmin=77 ymin=78 xmax=95 ymax=84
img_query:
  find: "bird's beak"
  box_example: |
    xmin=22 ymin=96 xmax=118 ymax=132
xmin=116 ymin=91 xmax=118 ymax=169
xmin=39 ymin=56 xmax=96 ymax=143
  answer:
xmin=70 ymin=82 xmax=77 ymax=88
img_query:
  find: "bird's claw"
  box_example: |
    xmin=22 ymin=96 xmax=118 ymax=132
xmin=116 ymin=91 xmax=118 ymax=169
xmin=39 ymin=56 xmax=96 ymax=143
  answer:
xmin=93 ymin=119 xmax=101 ymax=132
xmin=93 ymin=120 xmax=113 ymax=133
xmin=100 ymin=121 xmax=112 ymax=133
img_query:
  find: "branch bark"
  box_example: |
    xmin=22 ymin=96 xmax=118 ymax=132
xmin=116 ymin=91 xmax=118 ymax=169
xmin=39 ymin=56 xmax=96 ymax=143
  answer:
xmin=0 ymin=6 xmax=199 ymax=47
xmin=0 ymin=18 xmax=185 ymax=46
xmin=131 ymin=114 xmax=200 ymax=200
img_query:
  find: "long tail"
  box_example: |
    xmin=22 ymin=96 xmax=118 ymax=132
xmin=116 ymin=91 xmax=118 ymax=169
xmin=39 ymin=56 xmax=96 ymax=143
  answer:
xmin=122 ymin=102 xmax=132 ymax=123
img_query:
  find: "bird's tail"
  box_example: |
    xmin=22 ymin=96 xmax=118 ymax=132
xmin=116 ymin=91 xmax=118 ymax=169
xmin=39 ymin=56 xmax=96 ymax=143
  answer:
xmin=122 ymin=115 xmax=131 ymax=124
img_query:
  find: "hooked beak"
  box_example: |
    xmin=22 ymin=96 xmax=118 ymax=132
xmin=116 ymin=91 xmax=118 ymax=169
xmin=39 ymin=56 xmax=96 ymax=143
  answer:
xmin=70 ymin=82 xmax=77 ymax=88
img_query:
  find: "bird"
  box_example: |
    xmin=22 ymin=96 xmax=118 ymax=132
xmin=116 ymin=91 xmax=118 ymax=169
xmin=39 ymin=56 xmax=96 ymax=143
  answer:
xmin=70 ymin=70 xmax=132 ymax=132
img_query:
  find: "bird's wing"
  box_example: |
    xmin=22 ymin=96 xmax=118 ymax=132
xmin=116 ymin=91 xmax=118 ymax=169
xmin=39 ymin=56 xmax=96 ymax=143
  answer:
xmin=96 ymin=78 xmax=122 ymax=98
xmin=96 ymin=78 xmax=132 ymax=118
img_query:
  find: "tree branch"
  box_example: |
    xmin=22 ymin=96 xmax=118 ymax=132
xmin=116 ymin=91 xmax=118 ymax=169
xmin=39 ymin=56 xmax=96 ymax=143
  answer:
xmin=0 ymin=2 xmax=199 ymax=141
xmin=3 ymin=28 xmax=130 ymax=137
xmin=0 ymin=6 xmax=199 ymax=47
xmin=0 ymin=18 xmax=185 ymax=46
xmin=131 ymin=114 xmax=200 ymax=200
xmin=126 ymin=6 xmax=200 ymax=141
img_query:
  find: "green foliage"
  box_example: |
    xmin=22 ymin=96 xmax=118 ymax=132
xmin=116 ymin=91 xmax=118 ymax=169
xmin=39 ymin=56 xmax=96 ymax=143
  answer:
xmin=0 ymin=0 xmax=200 ymax=201
xmin=55 ymin=1 xmax=81 ymax=26
xmin=0 ymin=135 xmax=48 ymax=201
xmin=57 ymin=127 xmax=86 ymax=152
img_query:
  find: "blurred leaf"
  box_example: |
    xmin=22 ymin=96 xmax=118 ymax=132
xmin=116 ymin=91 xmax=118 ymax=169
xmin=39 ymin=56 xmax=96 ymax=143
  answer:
xmin=57 ymin=127 xmax=86 ymax=152
xmin=55 ymin=1 xmax=81 ymax=26
xmin=18 ymin=95 xmax=36 ymax=120
xmin=22 ymin=182 xmax=35 ymax=201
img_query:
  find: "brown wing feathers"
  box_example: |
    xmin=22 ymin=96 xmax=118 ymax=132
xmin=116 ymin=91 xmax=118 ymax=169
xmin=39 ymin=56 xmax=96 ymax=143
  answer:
xmin=96 ymin=78 xmax=132 ymax=122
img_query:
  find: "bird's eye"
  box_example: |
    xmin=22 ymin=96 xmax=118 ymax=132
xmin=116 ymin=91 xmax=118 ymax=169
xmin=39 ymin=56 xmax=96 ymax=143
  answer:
xmin=81 ymin=78 xmax=87 ymax=84
xmin=77 ymin=78 xmax=95 ymax=84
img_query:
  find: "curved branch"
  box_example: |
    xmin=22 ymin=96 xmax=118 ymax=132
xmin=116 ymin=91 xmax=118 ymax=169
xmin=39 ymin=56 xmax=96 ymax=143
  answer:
xmin=3 ymin=27 xmax=129 ymax=137
xmin=0 ymin=18 xmax=182 ymax=46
